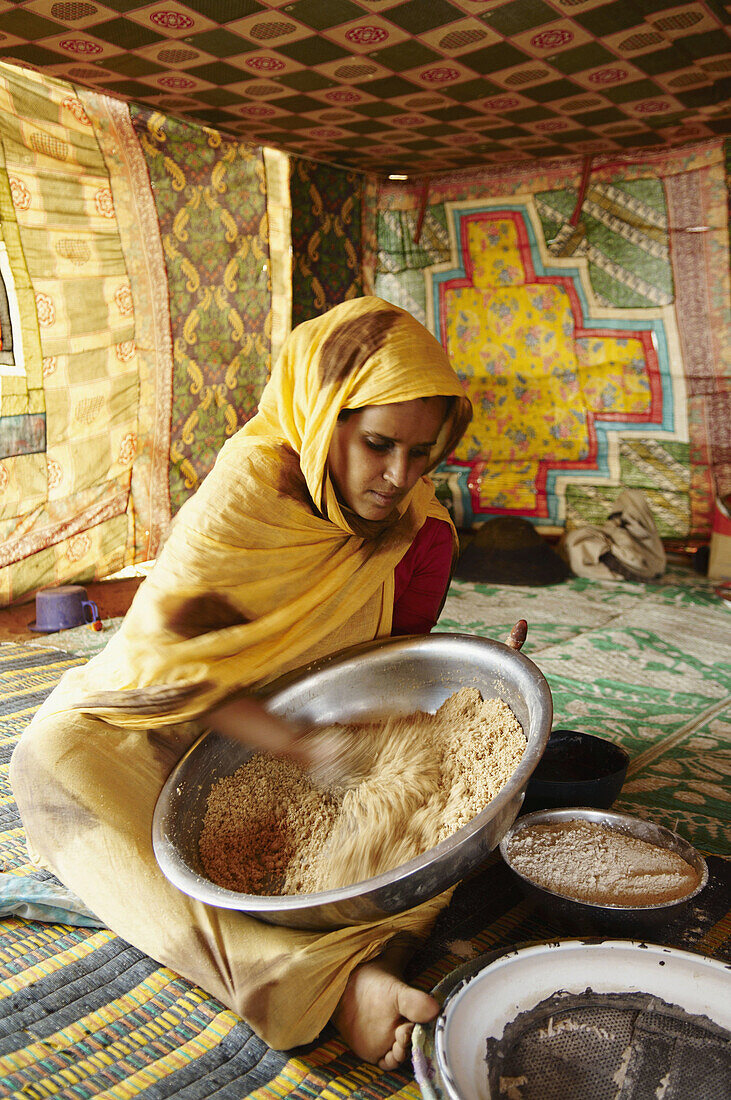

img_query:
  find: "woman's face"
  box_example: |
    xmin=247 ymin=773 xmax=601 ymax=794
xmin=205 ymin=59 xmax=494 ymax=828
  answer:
xmin=328 ymin=397 xmax=448 ymax=522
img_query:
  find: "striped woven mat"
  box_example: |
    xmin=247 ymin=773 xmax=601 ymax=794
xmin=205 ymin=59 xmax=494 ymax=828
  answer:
xmin=1 ymin=598 xmax=729 ymax=1099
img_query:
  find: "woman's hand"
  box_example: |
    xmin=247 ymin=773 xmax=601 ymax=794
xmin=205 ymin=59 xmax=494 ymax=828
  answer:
xmin=206 ymin=694 xmax=311 ymax=766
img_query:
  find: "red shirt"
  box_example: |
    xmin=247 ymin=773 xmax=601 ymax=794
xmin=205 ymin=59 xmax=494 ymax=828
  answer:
xmin=392 ymin=516 xmax=454 ymax=636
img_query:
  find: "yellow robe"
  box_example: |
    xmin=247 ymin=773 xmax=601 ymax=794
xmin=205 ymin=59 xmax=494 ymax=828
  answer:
xmin=11 ymin=296 xmax=471 ymax=1049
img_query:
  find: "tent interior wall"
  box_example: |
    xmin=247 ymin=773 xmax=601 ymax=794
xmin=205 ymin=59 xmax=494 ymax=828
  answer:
xmin=0 ymin=45 xmax=729 ymax=604
xmin=0 ymin=8 xmax=729 ymax=1095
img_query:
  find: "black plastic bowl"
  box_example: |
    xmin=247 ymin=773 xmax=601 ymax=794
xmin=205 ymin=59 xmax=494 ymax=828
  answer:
xmin=523 ymin=728 xmax=630 ymax=813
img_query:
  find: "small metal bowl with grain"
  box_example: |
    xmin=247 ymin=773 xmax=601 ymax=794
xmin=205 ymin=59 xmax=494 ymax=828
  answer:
xmin=152 ymin=633 xmax=553 ymax=930
xmin=500 ymin=807 xmax=708 ymax=934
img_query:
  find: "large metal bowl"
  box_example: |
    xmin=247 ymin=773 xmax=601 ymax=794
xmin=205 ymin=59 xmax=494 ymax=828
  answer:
xmin=152 ymin=633 xmax=553 ymax=929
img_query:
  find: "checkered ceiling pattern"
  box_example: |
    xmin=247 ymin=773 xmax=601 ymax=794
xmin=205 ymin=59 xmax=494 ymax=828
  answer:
xmin=1 ymin=0 xmax=729 ymax=176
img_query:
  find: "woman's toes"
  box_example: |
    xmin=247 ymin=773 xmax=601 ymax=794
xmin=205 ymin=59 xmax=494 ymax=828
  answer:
xmin=334 ymin=958 xmax=439 ymax=1068
xmin=379 ymin=1046 xmax=401 ymax=1071
xmin=378 ymin=1021 xmax=415 ymax=1070
xmin=395 ymin=1020 xmax=415 ymax=1049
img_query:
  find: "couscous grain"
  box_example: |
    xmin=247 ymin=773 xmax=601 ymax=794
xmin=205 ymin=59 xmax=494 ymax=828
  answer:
xmin=199 ymin=687 xmax=525 ymax=894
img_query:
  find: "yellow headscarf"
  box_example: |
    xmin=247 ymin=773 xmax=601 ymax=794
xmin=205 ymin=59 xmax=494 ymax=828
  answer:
xmin=59 ymin=297 xmax=471 ymax=727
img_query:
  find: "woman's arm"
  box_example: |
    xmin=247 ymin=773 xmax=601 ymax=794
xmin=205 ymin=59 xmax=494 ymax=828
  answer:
xmin=207 ymin=694 xmax=303 ymax=754
xmin=207 ymin=693 xmax=334 ymax=776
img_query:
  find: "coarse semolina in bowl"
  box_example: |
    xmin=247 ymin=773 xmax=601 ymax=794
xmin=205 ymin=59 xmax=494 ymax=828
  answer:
xmin=152 ymin=633 xmax=553 ymax=930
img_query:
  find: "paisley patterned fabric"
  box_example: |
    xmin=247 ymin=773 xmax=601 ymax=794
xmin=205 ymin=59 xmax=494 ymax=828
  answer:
xmin=129 ymin=106 xmax=271 ymax=513
xmin=290 ymin=159 xmax=362 ymax=327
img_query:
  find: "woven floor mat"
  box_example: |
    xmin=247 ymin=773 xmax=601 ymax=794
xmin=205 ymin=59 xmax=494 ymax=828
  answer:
xmin=1 ymin=566 xmax=729 ymax=1098
xmin=0 ymin=643 xmax=431 ymax=1099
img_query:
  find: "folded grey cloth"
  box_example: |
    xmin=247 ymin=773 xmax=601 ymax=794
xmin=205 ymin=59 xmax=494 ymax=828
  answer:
xmin=562 ymin=489 xmax=666 ymax=582
xmin=0 ymin=871 xmax=104 ymax=927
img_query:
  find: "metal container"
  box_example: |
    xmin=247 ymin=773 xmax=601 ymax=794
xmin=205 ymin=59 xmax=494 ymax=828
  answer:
xmin=152 ymin=633 xmax=553 ymax=930
xmin=500 ymin=807 xmax=708 ymax=934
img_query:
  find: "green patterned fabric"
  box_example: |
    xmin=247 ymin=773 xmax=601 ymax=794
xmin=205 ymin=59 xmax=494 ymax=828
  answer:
xmin=290 ymin=160 xmax=362 ymax=327
xmin=373 ymin=268 xmax=432 ymax=329
xmin=374 ymin=206 xmax=450 ymax=326
xmin=129 ymin=107 xmax=271 ymax=512
xmin=565 ymin=477 xmax=692 ymax=539
xmin=377 ymin=206 xmax=450 ymax=275
xmin=536 ymin=180 xmax=674 ymax=308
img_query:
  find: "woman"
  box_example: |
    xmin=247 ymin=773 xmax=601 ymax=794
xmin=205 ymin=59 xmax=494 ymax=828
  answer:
xmin=10 ymin=296 xmax=472 ymax=1070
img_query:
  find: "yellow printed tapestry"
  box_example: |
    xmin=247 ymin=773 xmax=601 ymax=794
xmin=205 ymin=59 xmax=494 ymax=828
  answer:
xmin=374 ymin=143 xmax=730 ymax=542
xmin=0 ymin=62 xmax=277 ymax=606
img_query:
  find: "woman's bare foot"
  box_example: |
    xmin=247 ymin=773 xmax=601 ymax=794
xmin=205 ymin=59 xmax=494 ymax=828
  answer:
xmin=333 ymin=950 xmax=439 ymax=1070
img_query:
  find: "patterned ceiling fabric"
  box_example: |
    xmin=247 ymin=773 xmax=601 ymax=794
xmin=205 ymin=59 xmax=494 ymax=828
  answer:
xmin=290 ymin=157 xmax=362 ymax=326
xmin=0 ymin=62 xmax=136 ymax=604
xmin=128 ymin=105 xmax=271 ymax=512
xmin=0 ymin=1 xmax=727 ymax=178
xmin=372 ymin=139 xmax=729 ymax=542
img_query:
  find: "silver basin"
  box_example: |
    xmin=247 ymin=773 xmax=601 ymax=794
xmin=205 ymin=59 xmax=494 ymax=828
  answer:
xmin=152 ymin=633 xmax=553 ymax=930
